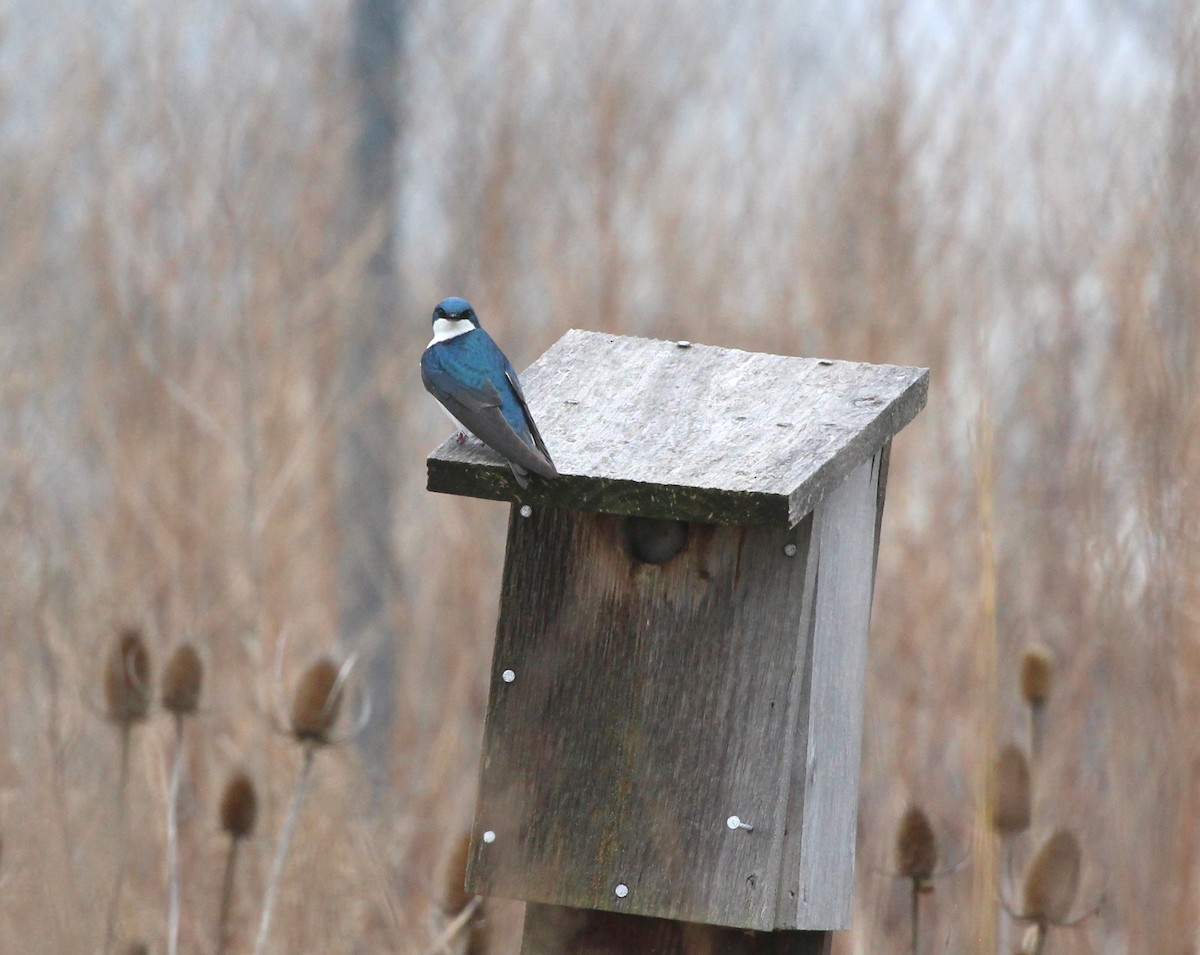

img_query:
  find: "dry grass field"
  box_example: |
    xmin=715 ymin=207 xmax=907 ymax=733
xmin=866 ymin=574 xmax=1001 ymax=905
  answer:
xmin=1 ymin=1 xmax=1198 ymax=953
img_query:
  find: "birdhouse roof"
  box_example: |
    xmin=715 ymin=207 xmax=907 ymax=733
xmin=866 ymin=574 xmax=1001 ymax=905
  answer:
xmin=426 ymin=329 xmax=928 ymax=527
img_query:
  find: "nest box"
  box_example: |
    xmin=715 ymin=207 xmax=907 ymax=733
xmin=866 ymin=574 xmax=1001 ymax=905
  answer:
xmin=427 ymin=330 xmax=928 ymax=948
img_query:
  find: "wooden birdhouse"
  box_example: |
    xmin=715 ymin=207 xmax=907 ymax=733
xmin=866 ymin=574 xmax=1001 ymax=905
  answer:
xmin=427 ymin=330 xmax=928 ymax=954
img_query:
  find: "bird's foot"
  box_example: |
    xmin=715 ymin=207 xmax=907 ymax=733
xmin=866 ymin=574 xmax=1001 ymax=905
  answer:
xmin=455 ymin=431 xmax=468 ymax=445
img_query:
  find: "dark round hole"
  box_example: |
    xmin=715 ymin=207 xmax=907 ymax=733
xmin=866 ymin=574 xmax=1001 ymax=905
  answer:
xmin=625 ymin=517 xmax=689 ymax=564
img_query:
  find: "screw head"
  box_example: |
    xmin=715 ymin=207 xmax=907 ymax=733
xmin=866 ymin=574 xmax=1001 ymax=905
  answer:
xmin=614 ymin=883 xmax=629 ymax=898
xmin=519 ymin=505 xmax=533 ymax=518
xmin=482 ymin=830 xmax=496 ymax=844
xmin=502 ymin=669 xmax=516 ymax=684
xmin=783 ymin=543 xmax=798 ymax=557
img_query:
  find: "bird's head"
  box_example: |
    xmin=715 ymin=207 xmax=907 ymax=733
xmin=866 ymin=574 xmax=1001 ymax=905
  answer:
xmin=432 ymin=297 xmax=480 ymax=328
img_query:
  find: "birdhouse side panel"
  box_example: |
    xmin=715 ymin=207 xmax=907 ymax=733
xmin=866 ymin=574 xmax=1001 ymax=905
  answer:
xmin=777 ymin=447 xmax=888 ymax=929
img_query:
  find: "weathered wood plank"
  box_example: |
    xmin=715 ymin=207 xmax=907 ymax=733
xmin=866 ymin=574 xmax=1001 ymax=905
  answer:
xmin=779 ymin=452 xmax=884 ymax=928
xmin=466 ymin=506 xmax=817 ymax=930
xmin=521 ymin=904 xmax=833 ymax=955
xmin=427 ymin=330 xmax=927 ymax=527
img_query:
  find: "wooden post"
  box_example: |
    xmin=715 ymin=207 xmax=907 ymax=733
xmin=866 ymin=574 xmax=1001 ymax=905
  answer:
xmin=522 ymin=904 xmax=832 ymax=954
xmin=427 ymin=330 xmax=928 ymax=951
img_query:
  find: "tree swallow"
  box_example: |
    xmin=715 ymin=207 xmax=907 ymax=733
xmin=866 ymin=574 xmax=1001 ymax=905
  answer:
xmin=421 ymin=297 xmax=558 ymax=488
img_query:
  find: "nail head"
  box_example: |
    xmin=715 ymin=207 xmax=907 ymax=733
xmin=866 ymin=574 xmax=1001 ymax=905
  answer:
xmin=502 ymin=669 xmax=516 ymax=683
xmin=519 ymin=505 xmax=533 ymax=518
xmin=614 ymin=883 xmax=629 ymax=898
xmin=482 ymin=830 xmax=496 ymax=844
xmin=783 ymin=543 xmax=798 ymax=557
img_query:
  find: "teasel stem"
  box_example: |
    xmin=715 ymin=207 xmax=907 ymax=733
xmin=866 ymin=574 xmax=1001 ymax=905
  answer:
xmin=103 ymin=726 xmax=131 ymax=954
xmin=215 ymin=837 xmax=241 ymax=955
xmin=253 ymin=746 xmax=316 ymax=955
xmin=167 ymin=713 xmax=184 ymax=955
xmin=249 ymin=653 xmax=352 ymax=954
xmin=101 ymin=628 xmax=151 ymax=954
xmin=910 ymin=878 xmax=920 ymax=955
xmin=162 ymin=644 xmax=201 ymax=955
xmin=428 ymin=896 xmax=483 ymax=953
xmin=215 ymin=771 xmax=256 ymax=955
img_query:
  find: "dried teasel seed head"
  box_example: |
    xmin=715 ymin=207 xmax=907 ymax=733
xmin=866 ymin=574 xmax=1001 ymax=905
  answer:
xmin=896 ymin=805 xmax=937 ymax=882
xmin=161 ymin=642 xmax=203 ymax=716
xmin=1024 ymin=829 xmax=1081 ymax=923
xmin=289 ymin=655 xmax=344 ymax=745
xmin=1020 ymin=645 xmax=1054 ymax=707
xmin=219 ymin=771 xmax=258 ymax=840
xmin=439 ymin=831 xmax=476 ymax=915
xmin=105 ymin=628 xmax=152 ymax=725
xmin=992 ymin=745 xmax=1032 ymax=835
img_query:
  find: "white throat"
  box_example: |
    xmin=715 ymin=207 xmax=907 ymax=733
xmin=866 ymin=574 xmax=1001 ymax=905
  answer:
xmin=429 ymin=318 xmax=476 ymax=346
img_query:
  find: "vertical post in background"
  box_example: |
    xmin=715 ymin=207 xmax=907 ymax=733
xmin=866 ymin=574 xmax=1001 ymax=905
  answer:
xmin=340 ymin=0 xmax=404 ymax=794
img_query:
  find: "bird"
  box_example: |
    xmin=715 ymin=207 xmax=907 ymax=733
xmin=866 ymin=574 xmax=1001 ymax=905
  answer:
xmin=421 ymin=296 xmax=558 ymax=488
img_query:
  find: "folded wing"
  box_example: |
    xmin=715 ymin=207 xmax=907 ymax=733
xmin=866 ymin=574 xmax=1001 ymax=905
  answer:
xmin=422 ymin=358 xmax=558 ymax=487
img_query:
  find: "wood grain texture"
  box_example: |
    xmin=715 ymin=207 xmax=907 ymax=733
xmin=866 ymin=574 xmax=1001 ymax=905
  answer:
xmin=466 ymin=506 xmax=817 ymax=930
xmin=428 ymin=330 xmax=927 ymax=527
xmin=522 ymin=904 xmax=833 ymax=955
xmin=782 ymin=452 xmax=885 ymax=929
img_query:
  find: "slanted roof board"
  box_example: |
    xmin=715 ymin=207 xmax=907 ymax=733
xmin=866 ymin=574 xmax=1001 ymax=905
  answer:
xmin=426 ymin=329 xmax=928 ymax=527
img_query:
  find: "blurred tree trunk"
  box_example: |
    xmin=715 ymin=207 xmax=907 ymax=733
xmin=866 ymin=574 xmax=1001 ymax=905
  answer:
xmin=339 ymin=0 xmax=403 ymax=795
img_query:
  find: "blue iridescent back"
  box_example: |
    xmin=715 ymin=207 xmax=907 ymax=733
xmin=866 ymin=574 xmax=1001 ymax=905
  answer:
xmin=425 ymin=328 xmax=532 ymax=442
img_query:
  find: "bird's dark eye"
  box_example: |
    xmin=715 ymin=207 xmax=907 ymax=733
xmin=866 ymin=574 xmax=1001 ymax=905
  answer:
xmin=434 ymin=308 xmax=445 ymax=319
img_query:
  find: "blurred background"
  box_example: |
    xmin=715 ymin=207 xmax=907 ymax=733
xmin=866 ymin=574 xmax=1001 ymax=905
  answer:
xmin=1 ymin=0 xmax=1198 ymax=952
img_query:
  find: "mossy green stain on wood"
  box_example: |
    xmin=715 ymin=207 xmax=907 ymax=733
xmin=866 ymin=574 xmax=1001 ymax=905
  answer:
xmin=427 ymin=458 xmax=780 ymax=525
